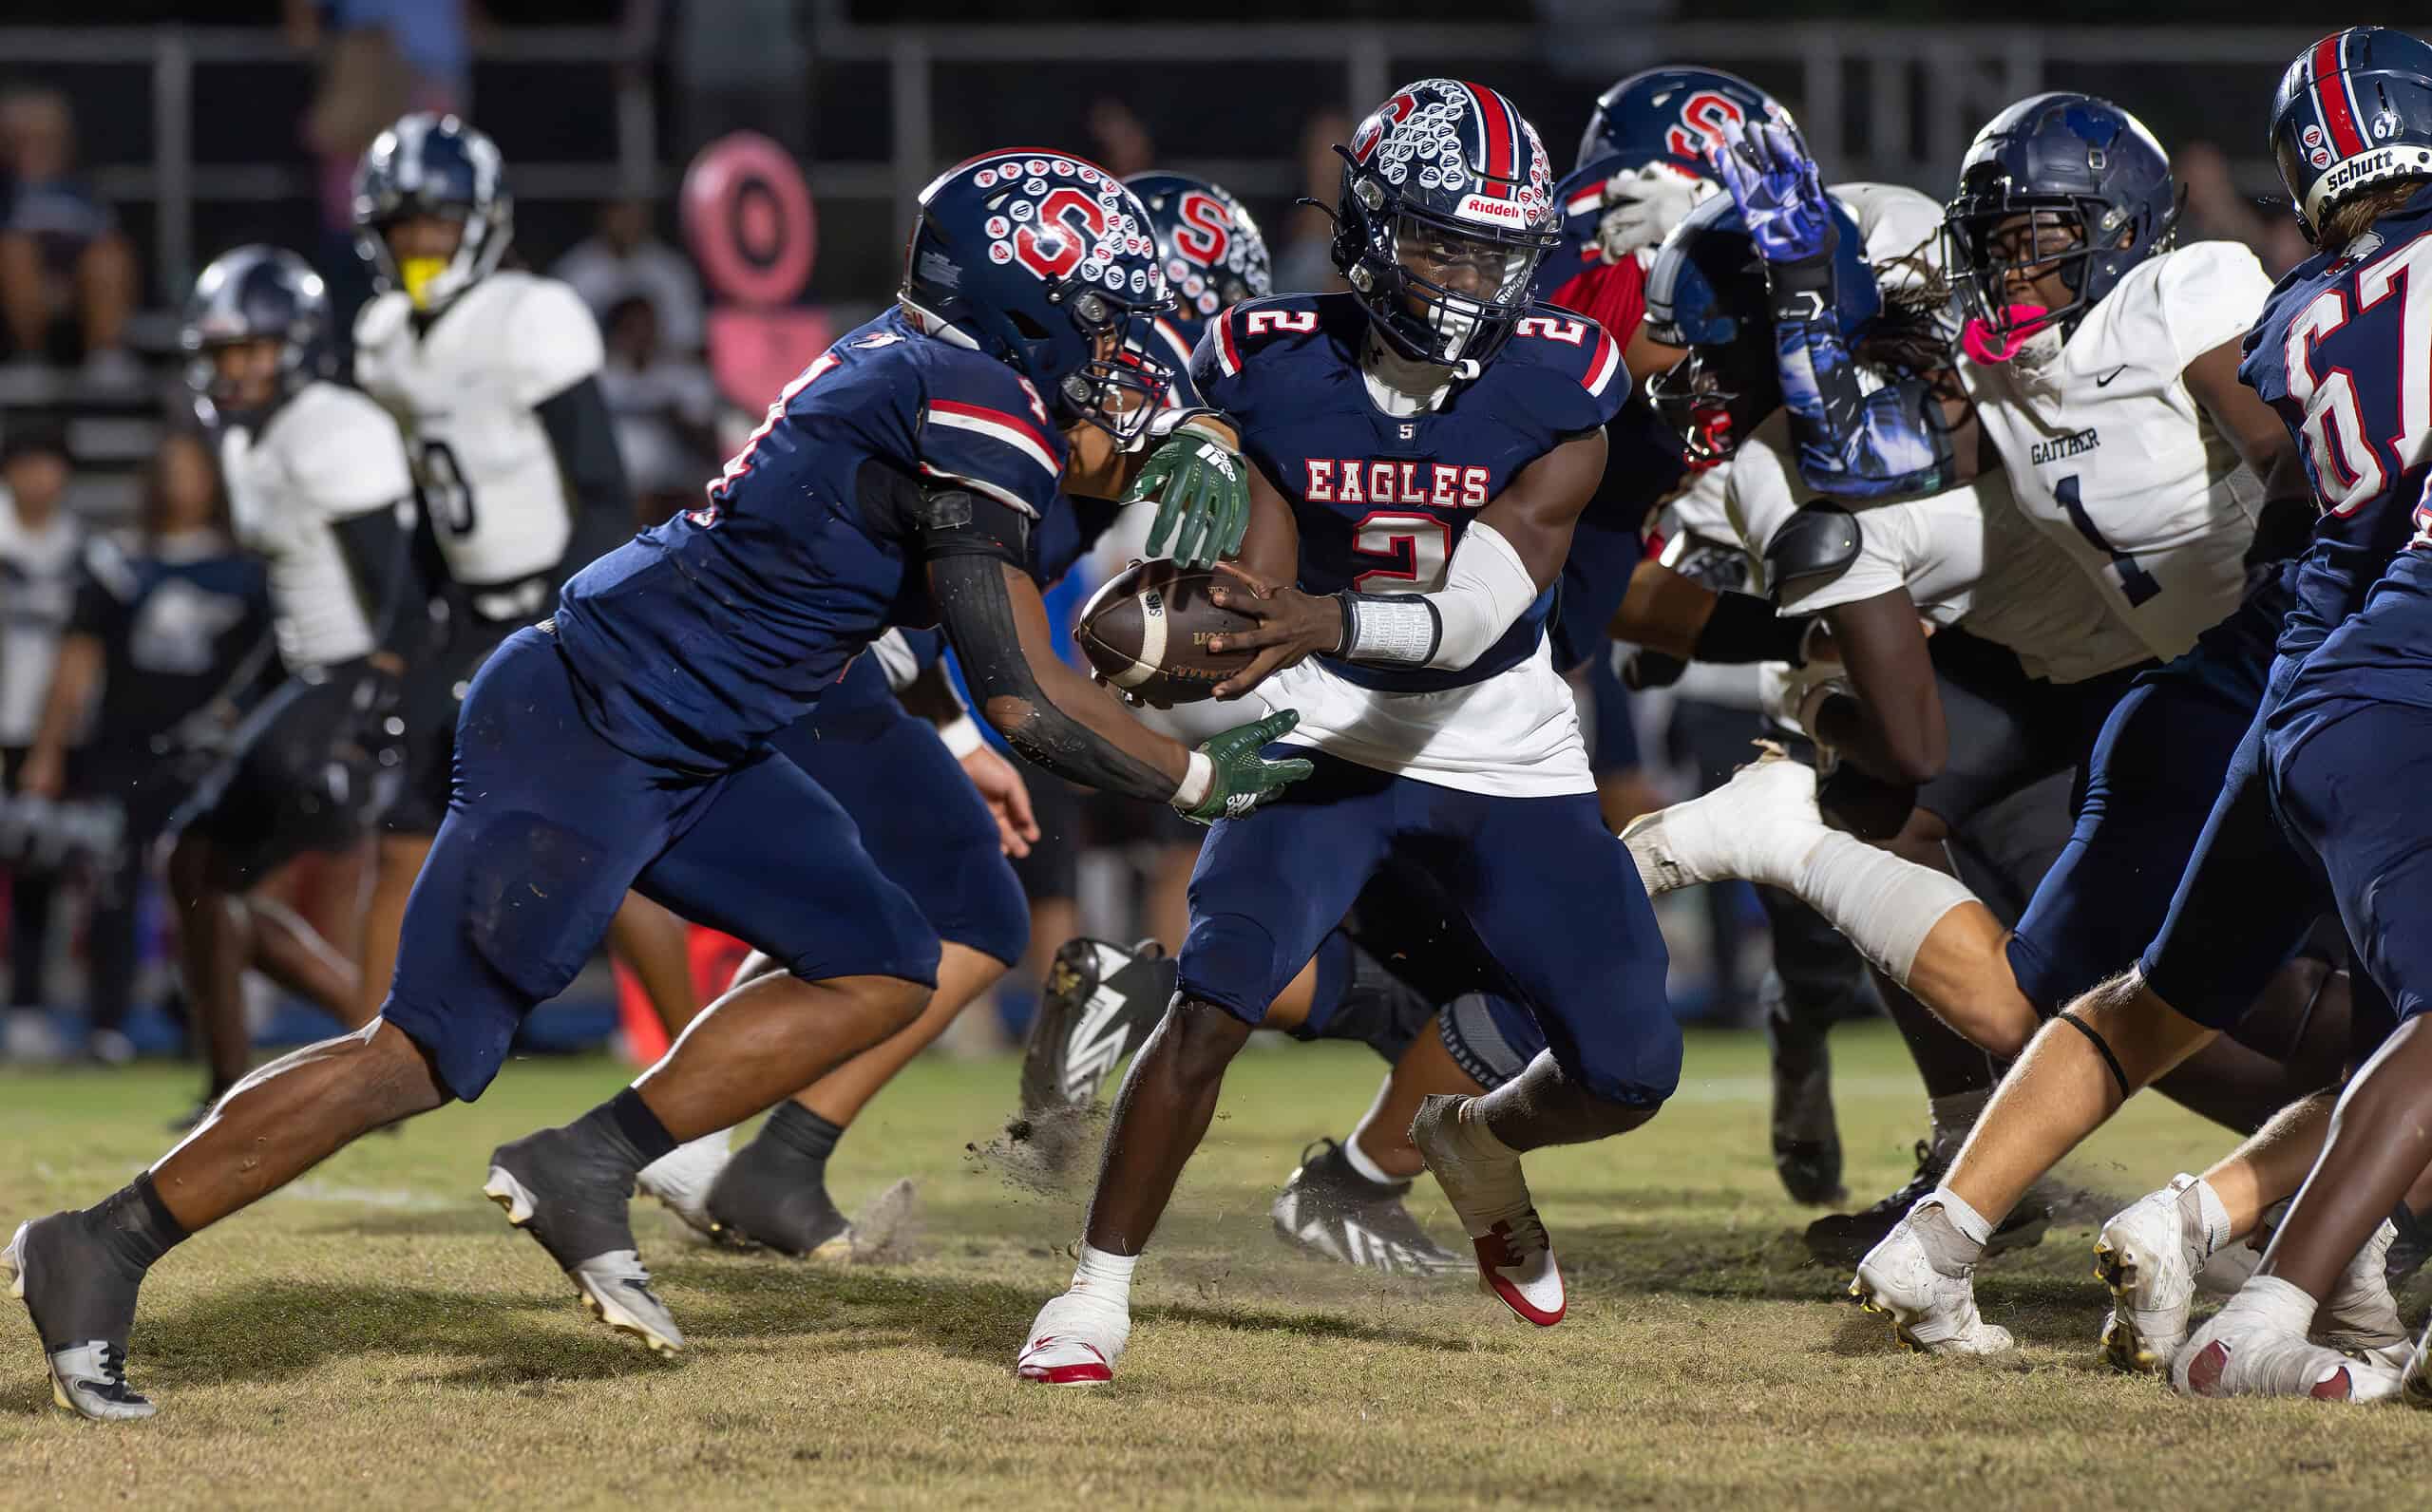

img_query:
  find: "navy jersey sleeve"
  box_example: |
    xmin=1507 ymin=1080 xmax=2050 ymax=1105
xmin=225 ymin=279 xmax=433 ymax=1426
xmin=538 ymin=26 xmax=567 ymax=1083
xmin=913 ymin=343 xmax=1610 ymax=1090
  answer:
xmin=1188 ymin=294 xmax=1338 ymax=427
xmin=909 ymin=348 xmax=1069 ymax=520
xmin=1490 ymin=306 xmax=1629 ymax=443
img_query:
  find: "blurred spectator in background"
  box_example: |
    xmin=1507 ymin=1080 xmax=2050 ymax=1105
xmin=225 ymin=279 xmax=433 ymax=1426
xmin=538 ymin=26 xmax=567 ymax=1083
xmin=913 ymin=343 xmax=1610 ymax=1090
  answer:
xmin=1086 ymin=99 xmax=1156 ymax=179
xmin=597 ymin=293 xmax=719 ymax=522
xmin=287 ymin=0 xmax=473 ymax=115
xmin=0 ymin=418 xmax=85 ymax=1058
xmin=20 ymin=429 xmax=269 ymax=1063
xmin=2176 ymin=141 xmax=2309 ymax=278
xmin=1274 ymin=110 xmax=1351 ymax=294
xmin=555 ymin=200 xmax=705 ymax=353
xmin=0 ymin=88 xmax=141 ymax=392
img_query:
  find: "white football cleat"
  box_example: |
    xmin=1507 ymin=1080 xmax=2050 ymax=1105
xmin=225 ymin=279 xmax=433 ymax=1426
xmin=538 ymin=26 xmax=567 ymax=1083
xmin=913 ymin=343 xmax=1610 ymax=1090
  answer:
xmin=2316 ymin=1219 xmax=2407 ymax=1369
xmin=1015 ymin=1290 xmax=1129 ymax=1387
xmin=2175 ymin=1285 xmax=2401 ymax=1402
xmin=1409 ymin=1094 xmax=1564 ymax=1326
xmin=636 ymin=1128 xmax=733 ymax=1240
xmin=2092 ymin=1175 xmax=2204 ymax=1374
xmin=2400 ymin=1321 xmax=2432 ymax=1410
xmin=1849 ymin=1206 xmax=2013 ymax=1355
xmin=1619 ymin=745 xmax=1822 ymax=898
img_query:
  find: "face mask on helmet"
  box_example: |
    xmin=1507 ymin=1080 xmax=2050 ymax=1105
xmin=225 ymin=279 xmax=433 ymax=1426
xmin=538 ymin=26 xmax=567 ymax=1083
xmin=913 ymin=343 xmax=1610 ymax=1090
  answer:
xmin=1388 ymin=214 xmax=1537 ymax=362
xmin=1948 ymin=205 xmax=2099 ymax=363
xmin=1054 ymin=283 xmax=1174 ymax=444
xmin=1647 ymin=342 xmax=1776 ymax=471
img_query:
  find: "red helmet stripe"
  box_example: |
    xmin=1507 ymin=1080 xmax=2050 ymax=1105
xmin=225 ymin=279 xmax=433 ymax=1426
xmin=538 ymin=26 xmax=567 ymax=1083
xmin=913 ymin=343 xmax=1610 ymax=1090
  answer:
xmin=1466 ymin=81 xmax=1517 ymax=198
xmin=2314 ymin=32 xmax=2369 ymax=158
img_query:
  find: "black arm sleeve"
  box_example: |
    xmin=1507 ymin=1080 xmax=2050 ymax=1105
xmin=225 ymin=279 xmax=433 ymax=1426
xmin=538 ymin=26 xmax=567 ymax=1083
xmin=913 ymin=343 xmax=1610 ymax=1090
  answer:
xmin=330 ymin=500 xmax=429 ymax=659
xmin=926 ymin=549 xmax=1180 ymax=805
xmin=1691 ymin=591 xmax=1814 ymax=666
xmin=534 ymin=374 xmax=637 ymax=573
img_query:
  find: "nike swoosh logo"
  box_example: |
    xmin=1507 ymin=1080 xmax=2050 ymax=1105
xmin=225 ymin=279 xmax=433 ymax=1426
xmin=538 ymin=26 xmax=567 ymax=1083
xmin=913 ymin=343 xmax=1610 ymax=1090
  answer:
xmin=2096 ymin=366 xmax=2128 ymax=387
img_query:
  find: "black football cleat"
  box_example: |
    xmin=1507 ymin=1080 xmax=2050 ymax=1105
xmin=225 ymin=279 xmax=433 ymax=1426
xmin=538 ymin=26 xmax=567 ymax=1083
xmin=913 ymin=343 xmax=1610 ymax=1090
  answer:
xmin=1271 ymin=1139 xmax=1468 ymax=1277
xmin=3 ymin=1213 xmax=155 ymax=1420
xmin=484 ymin=1126 xmax=682 ymax=1355
xmin=701 ymin=1127 xmax=850 ymax=1259
xmin=1802 ymin=1142 xmax=2049 ymax=1266
xmin=1767 ymin=1003 xmax=1845 ymax=1206
xmin=1019 ymin=937 xmax=1175 ymax=1114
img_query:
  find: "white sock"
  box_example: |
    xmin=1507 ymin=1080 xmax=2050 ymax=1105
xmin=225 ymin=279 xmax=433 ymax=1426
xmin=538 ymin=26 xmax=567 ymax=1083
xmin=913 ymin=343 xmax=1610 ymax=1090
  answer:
xmin=2186 ymin=1175 xmax=2233 ymax=1260
xmin=1923 ymin=1184 xmax=1995 ymax=1249
xmin=1793 ymin=831 xmax=1978 ymax=985
xmin=1927 ymin=1090 xmax=1989 ymax=1160
xmin=1340 ymin=1132 xmax=1398 ymax=1187
xmin=1069 ymin=1242 xmax=1136 ymax=1310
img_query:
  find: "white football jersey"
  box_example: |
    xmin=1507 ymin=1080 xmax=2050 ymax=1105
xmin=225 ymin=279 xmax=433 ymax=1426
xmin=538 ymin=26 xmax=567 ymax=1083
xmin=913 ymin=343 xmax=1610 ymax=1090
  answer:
xmin=0 ymin=500 xmax=84 ymax=746
xmin=1963 ymin=241 xmax=2273 ymax=664
xmin=354 ymin=271 xmax=603 ymax=612
xmin=218 ymin=381 xmax=417 ymax=672
xmin=1719 ymin=410 xmax=2145 ymax=684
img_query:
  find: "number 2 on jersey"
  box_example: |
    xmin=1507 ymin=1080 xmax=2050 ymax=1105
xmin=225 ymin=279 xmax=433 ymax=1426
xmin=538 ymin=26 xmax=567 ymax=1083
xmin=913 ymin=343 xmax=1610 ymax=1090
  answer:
xmin=1351 ymin=512 xmax=1450 ymax=593
xmin=2056 ymin=474 xmax=2162 ymax=608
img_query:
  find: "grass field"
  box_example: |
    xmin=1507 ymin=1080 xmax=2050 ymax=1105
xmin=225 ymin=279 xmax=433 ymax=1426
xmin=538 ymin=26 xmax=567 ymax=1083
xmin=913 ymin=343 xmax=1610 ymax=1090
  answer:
xmin=0 ymin=1024 xmax=2422 ymax=1510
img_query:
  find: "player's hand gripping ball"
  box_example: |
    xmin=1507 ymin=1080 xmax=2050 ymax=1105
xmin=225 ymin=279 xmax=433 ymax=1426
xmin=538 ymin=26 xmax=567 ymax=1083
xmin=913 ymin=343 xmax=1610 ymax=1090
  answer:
xmin=1074 ymin=558 xmax=1260 ymax=706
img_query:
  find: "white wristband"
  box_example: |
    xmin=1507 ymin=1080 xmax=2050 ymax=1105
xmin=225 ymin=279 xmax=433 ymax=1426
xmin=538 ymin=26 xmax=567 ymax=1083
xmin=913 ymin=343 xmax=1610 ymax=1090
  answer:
xmin=937 ymin=713 xmax=985 ymax=759
xmin=1171 ymin=749 xmax=1214 ymax=809
xmin=1341 ymin=594 xmax=1441 ymax=666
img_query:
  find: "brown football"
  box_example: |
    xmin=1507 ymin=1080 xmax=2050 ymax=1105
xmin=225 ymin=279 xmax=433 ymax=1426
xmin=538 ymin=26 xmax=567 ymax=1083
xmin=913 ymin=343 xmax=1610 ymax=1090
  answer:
xmin=1073 ymin=559 xmax=1258 ymax=705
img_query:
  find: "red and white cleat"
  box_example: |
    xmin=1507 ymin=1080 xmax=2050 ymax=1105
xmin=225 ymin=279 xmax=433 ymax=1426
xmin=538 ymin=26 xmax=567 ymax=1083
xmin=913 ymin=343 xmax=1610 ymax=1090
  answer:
xmin=2173 ymin=1278 xmax=2402 ymax=1403
xmin=1411 ymin=1094 xmax=1566 ymax=1327
xmin=1015 ymin=1291 xmax=1129 ymax=1387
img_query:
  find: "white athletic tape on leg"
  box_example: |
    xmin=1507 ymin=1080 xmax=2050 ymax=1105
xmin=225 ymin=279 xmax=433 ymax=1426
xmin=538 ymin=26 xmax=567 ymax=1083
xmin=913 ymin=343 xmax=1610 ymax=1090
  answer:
xmin=1793 ymin=830 xmax=1976 ymax=986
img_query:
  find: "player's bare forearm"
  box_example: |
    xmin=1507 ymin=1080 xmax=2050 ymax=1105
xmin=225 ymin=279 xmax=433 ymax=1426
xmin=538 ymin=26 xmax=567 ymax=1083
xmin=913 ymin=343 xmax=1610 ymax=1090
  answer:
xmin=1814 ymin=589 xmax=1946 ymax=785
xmin=1607 ymin=559 xmax=1715 ymax=660
xmin=2185 ymin=333 xmax=2301 ymax=484
xmin=1474 ymin=428 xmax=1607 ymax=588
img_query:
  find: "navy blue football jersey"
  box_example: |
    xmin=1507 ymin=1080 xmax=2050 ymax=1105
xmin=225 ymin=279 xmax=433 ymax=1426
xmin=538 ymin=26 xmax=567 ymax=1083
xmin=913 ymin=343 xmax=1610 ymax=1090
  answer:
xmin=550 ymin=306 xmax=1073 ymax=771
xmin=2242 ymin=181 xmax=2432 ymax=660
xmin=70 ymin=532 xmax=271 ymax=753
xmin=1190 ymin=292 xmax=1626 ymax=693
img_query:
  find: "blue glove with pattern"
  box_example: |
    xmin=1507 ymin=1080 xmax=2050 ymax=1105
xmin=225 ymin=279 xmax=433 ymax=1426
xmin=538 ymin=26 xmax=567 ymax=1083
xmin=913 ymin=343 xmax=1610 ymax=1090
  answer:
xmin=1710 ymin=118 xmax=1834 ymax=264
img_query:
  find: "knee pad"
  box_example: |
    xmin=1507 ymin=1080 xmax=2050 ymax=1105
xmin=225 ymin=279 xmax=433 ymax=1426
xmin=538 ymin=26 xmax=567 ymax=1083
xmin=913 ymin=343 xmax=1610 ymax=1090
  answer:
xmin=1175 ymin=912 xmax=1285 ymax=1028
xmin=1436 ymin=992 xmax=1542 ymax=1091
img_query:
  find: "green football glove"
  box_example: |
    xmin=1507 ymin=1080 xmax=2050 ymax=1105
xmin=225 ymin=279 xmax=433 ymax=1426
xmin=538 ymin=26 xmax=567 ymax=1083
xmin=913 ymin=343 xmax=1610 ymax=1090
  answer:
xmin=1132 ymin=428 xmax=1251 ymax=569
xmin=1175 ymin=709 xmax=1315 ymax=825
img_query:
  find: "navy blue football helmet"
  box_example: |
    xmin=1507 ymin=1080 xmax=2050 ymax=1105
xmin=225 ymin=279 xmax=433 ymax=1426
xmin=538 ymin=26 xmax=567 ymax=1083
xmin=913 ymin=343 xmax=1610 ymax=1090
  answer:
xmin=1644 ymin=192 xmax=1879 ymax=467
xmin=1944 ymin=93 xmax=2177 ymax=354
xmin=2271 ymin=28 xmax=2432 ymax=244
xmin=1333 ymin=79 xmax=1561 ymax=369
xmin=352 ymin=113 xmax=512 ymax=313
xmin=180 ymin=244 xmax=332 ymax=423
xmin=1576 ymin=66 xmax=1793 ymax=178
xmin=901 ymin=150 xmax=1174 ymax=442
xmin=1124 ymin=171 xmax=1272 ymax=369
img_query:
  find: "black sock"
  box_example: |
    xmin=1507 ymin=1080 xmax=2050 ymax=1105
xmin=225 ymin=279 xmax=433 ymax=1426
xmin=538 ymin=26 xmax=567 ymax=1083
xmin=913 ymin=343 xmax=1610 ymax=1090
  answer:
xmin=588 ymin=1087 xmax=679 ymax=1170
xmin=89 ymin=1172 xmax=189 ymax=1276
xmin=757 ymin=1102 xmax=845 ymax=1167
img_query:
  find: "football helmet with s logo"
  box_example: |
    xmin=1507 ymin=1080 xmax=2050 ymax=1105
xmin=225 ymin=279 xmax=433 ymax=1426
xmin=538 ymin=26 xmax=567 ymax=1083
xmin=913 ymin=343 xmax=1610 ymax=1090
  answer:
xmin=900 ymin=149 xmax=1176 ymax=442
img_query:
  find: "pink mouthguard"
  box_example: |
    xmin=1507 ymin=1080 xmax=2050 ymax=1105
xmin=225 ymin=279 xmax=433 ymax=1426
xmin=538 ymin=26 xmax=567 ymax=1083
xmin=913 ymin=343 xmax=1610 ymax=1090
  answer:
xmin=1961 ymin=305 xmax=2055 ymax=365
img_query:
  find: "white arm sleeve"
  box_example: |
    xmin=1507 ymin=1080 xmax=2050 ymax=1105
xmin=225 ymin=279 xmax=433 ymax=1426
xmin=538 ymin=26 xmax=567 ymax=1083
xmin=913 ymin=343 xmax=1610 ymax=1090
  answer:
xmin=1340 ymin=520 xmax=1544 ymax=671
xmin=1424 ymin=520 xmax=1541 ymax=671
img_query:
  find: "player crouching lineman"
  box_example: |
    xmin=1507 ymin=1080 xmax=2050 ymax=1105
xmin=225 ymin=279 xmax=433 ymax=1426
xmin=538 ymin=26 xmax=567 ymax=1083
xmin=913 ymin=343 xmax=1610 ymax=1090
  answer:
xmin=1016 ymin=80 xmax=1674 ymax=1387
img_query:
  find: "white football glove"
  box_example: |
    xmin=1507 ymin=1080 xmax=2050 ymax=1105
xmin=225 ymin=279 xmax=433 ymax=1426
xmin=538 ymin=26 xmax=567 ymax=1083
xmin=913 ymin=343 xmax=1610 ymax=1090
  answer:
xmin=1596 ymin=165 xmax=1720 ymax=264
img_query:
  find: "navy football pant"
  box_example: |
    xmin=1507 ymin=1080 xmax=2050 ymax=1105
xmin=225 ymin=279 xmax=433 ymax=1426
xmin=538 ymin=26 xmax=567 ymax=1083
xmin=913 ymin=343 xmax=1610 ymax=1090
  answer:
xmin=381 ymin=629 xmax=940 ymax=1101
xmin=1180 ymin=749 xmax=1679 ymax=1108
xmin=2005 ymin=568 xmax=2292 ymax=1016
xmin=767 ymin=668 xmax=1029 ymax=969
xmin=2270 ymin=696 xmax=2432 ymax=1024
